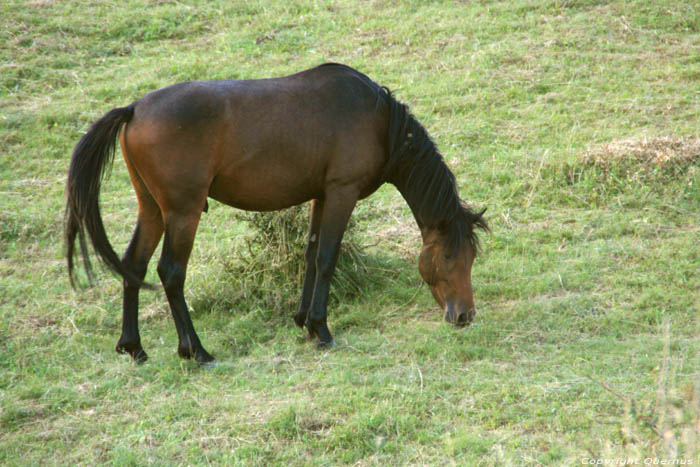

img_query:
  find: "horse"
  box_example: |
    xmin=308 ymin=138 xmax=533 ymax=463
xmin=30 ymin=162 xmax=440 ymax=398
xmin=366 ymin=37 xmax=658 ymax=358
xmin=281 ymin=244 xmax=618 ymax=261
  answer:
xmin=65 ymin=63 xmax=488 ymax=364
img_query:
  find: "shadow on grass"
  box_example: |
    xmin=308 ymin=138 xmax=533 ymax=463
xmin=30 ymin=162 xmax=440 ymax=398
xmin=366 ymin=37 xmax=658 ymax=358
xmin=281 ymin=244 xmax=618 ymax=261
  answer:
xmin=188 ymin=246 xmax=419 ymax=358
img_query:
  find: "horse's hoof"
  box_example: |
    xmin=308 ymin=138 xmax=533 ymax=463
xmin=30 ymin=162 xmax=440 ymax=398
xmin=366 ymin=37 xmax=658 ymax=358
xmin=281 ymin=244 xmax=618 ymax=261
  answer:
xmin=116 ymin=340 xmax=148 ymax=363
xmin=199 ymin=359 xmax=217 ymax=370
xmin=178 ymin=344 xmax=215 ymax=364
xmin=194 ymin=349 xmax=216 ymax=365
xmin=132 ymin=348 xmax=149 ymax=364
xmin=317 ymin=340 xmax=337 ymax=350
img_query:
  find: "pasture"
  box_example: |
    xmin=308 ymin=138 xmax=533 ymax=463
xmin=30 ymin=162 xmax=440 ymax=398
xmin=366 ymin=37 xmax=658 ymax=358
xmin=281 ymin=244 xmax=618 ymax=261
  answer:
xmin=1 ymin=0 xmax=699 ymax=464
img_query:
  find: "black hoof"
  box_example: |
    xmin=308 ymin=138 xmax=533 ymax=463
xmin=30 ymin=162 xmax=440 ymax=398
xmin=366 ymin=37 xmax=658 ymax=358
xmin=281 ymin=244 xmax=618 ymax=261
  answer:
xmin=199 ymin=359 xmax=217 ymax=370
xmin=305 ymin=319 xmax=334 ymax=347
xmin=132 ymin=348 xmax=149 ymax=364
xmin=317 ymin=340 xmax=338 ymax=350
xmin=195 ymin=349 xmax=215 ymax=365
xmin=116 ymin=340 xmax=148 ymax=364
xmin=178 ymin=344 xmax=215 ymax=364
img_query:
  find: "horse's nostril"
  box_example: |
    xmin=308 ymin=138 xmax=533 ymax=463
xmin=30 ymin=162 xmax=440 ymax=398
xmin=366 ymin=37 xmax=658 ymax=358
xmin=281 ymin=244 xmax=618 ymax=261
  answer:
xmin=445 ymin=308 xmax=473 ymax=327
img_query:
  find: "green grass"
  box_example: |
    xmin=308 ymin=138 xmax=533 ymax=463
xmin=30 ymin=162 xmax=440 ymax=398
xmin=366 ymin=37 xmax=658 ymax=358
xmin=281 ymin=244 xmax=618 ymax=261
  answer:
xmin=1 ymin=0 xmax=699 ymax=464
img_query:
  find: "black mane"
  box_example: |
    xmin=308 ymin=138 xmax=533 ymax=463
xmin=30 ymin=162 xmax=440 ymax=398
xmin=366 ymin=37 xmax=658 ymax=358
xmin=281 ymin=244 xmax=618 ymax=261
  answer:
xmin=380 ymin=89 xmax=488 ymax=255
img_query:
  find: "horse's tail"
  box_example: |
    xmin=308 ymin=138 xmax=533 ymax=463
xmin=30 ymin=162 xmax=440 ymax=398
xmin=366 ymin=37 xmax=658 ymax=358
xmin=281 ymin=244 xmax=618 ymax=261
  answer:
xmin=64 ymin=104 xmax=149 ymax=289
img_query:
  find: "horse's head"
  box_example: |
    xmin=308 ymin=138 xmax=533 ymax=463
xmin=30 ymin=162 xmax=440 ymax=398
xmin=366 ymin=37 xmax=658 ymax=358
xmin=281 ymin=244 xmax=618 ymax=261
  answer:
xmin=418 ymin=225 xmax=481 ymax=327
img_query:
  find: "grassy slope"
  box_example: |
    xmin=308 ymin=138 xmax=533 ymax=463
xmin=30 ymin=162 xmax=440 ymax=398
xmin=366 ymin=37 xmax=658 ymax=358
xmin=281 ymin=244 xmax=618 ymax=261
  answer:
xmin=1 ymin=0 xmax=699 ymax=464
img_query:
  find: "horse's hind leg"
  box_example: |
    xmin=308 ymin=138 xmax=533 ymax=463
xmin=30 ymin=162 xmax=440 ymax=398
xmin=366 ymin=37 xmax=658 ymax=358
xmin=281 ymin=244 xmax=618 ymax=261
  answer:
xmin=117 ymin=175 xmax=164 ymax=363
xmin=157 ymin=210 xmax=215 ymax=365
xmin=294 ymin=199 xmax=324 ymax=329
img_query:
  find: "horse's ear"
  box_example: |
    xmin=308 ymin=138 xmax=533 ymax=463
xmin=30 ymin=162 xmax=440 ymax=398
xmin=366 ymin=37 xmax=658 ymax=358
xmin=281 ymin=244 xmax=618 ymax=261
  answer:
xmin=476 ymin=207 xmax=487 ymax=220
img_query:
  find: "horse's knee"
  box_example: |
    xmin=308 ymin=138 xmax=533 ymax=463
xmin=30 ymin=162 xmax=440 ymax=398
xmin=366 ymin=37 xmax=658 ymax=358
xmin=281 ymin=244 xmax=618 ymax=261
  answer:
xmin=122 ymin=259 xmax=148 ymax=287
xmin=157 ymin=257 xmax=185 ymax=291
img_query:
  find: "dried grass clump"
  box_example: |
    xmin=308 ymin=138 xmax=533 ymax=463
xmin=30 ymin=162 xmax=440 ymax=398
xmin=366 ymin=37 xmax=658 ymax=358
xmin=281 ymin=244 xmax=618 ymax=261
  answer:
xmin=583 ymin=136 xmax=700 ymax=170
xmin=540 ymin=136 xmax=700 ymax=205
xmin=226 ymin=204 xmax=376 ymax=310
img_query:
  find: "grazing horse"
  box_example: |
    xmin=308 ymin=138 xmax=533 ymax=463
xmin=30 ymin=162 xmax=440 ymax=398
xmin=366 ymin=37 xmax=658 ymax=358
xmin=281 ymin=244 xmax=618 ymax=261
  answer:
xmin=65 ymin=63 xmax=488 ymax=364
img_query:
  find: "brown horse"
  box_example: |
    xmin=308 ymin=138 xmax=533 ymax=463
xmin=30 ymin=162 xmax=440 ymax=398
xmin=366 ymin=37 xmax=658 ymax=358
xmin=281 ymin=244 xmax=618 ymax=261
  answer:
xmin=65 ymin=63 xmax=487 ymax=364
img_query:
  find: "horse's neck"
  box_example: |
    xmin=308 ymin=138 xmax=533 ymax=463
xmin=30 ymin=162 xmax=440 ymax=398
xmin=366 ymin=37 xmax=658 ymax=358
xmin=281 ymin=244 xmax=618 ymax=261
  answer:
xmin=393 ymin=181 xmax=426 ymax=230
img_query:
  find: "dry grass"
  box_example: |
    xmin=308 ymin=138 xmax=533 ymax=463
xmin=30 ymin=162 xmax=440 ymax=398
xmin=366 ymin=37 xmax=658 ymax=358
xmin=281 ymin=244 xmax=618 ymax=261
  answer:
xmin=584 ymin=136 xmax=700 ymax=169
xmin=553 ymin=135 xmax=700 ymax=196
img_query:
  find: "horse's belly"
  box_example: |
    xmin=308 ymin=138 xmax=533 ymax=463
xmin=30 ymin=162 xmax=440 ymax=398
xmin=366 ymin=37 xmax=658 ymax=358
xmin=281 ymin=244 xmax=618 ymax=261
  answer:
xmin=207 ymin=171 xmax=320 ymax=211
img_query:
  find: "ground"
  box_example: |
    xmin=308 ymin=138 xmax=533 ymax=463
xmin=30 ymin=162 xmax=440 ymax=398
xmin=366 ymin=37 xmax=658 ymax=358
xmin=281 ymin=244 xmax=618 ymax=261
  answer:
xmin=1 ymin=0 xmax=699 ymax=464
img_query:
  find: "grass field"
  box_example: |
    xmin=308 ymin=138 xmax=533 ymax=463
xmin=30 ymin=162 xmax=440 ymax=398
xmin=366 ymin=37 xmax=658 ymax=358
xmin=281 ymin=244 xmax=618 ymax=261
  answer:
xmin=1 ymin=0 xmax=699 ymax=464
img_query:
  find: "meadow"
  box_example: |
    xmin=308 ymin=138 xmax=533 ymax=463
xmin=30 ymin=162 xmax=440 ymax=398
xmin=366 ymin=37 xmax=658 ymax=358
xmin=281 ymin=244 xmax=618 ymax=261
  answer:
xmin=1 ymin=0 xmax=699 ymax=464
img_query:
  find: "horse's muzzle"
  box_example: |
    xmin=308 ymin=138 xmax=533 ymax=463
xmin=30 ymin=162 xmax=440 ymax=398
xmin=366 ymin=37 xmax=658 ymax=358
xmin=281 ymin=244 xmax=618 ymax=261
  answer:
xmin=444 ymin=304 xmax=475 ymax=328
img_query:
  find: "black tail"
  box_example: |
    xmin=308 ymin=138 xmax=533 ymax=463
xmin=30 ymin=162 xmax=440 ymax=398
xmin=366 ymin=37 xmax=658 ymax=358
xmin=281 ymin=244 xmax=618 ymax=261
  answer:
xmin=65 ymin=104 xmax=150 ymax=288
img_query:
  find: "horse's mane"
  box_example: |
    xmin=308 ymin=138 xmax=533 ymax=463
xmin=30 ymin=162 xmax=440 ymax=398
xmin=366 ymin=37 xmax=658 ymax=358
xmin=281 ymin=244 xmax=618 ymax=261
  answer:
xmin=313 ymin=63 xmax=487 ymax=254
xmin=379 ymin=89 xmax=488 ymax=255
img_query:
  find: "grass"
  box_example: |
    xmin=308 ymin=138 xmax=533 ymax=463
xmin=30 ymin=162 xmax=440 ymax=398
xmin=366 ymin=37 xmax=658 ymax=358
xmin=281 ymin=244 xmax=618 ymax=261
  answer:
xmin=1 ymin=0 xmax=699 ymax=464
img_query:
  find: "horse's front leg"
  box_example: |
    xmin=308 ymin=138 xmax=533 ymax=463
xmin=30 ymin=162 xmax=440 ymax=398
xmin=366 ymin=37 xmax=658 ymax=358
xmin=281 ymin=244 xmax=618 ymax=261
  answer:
xmin=305 ymin=189 xmax=357 ymax=347
xmin=294 ymin=199 xmax=324 ymax=329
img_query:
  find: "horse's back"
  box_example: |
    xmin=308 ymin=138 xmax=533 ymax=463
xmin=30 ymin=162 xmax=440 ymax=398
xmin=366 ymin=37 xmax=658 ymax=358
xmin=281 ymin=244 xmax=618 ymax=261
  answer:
xmin=122 ymin=64 xmax=390 ymax=212
xmin=133 ymin=64 xmax=384 ymax=127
